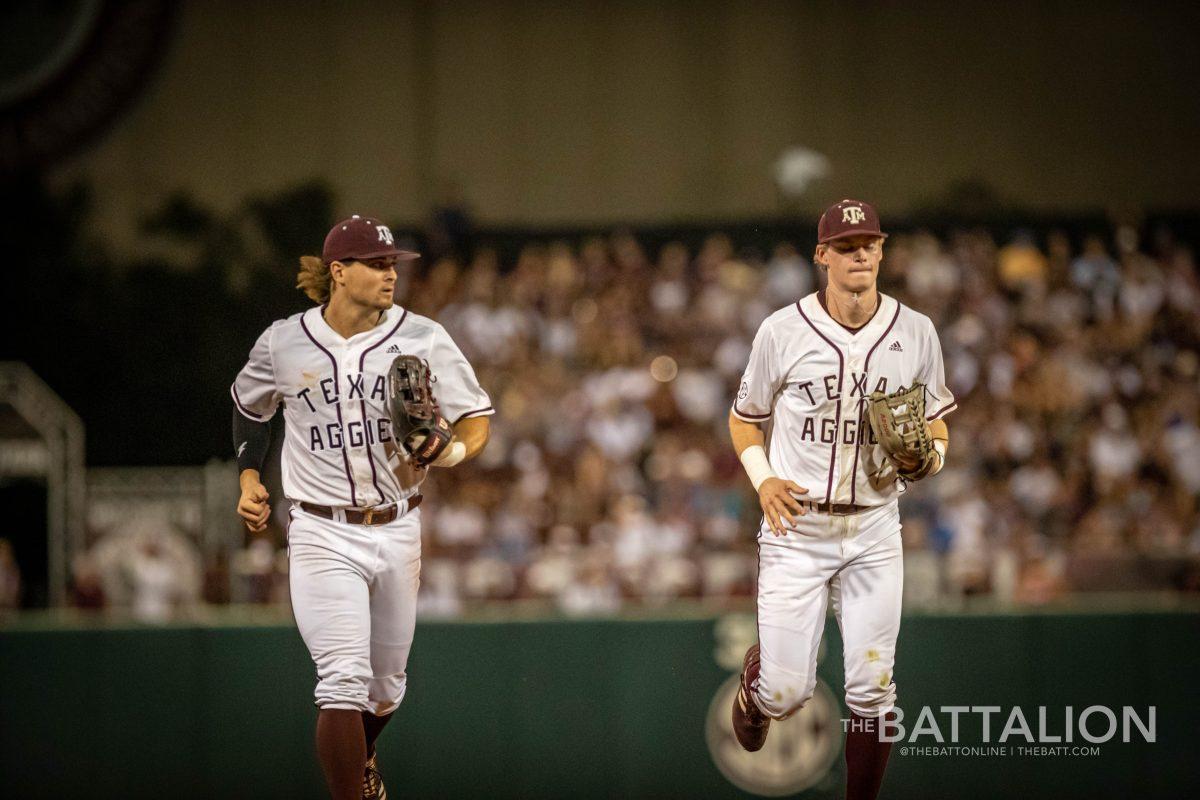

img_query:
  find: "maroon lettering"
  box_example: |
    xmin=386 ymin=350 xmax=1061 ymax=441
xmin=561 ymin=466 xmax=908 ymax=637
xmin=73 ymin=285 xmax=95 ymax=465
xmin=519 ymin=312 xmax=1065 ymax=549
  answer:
xmin=796 ymin=381 xmax=816 ymax=404
xmin=843 ymin=418 xmax=858 ymax=444
xmin=297 ymin=387 xmax=317 ymax=412
xmin=320 ymin=378 xmax=338 ymax=405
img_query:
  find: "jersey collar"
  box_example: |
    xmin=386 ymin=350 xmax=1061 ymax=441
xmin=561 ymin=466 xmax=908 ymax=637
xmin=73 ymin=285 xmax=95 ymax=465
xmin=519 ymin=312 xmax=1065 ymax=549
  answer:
xmin=306 ymin=303 xmax=403 ymax=349
xmin=802 ymin=291 xmax=896 ymax=343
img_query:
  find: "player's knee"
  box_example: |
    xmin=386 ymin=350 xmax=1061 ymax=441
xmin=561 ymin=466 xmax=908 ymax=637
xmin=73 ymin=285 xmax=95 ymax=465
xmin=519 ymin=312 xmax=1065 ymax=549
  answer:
xmin=315 ymin=668 xmax=371 ymax=711
xmin=366 ymin=670 xmax=408 ymax=716
xmin=757 ymin=673 xmax=818 ymax=719
xmin=845 ymin=672 xmax=896 ymax=718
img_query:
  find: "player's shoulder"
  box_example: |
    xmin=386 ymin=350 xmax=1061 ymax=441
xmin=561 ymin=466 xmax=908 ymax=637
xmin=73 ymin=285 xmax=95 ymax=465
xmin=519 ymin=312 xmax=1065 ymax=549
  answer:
xmin=277 ymin=308 xmax=310 ymax=328
xmin=889 ymin=295 xmax=937 ymax=334
xmin=393 ymin=306 xmax=444 ymax=337
xmin=251 ymin=308 xmax=308 ymax=342
xmin=757 ymin=300 xmax=810 ymax=333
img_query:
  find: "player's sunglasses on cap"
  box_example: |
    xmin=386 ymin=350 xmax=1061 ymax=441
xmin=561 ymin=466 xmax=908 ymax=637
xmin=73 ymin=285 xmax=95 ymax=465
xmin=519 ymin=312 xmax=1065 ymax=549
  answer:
xmin=817 ymin=199 xmax=888 ymax=244
xmin=322 ymin=214 xmax=421 ymax=265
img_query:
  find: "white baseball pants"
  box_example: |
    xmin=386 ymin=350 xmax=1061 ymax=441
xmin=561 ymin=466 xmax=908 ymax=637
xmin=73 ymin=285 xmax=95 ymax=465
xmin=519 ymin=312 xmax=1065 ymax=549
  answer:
xmin=754 ymin=502 xmax=903 ymax=720
xmin=288 ymin=504 xmax=422 ymax=715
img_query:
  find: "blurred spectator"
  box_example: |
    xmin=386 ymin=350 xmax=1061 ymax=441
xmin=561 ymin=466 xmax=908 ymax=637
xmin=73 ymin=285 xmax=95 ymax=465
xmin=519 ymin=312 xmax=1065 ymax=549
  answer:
xmin=70 ymin=551 xmax=106 ymax=610
xmin=1014 ymin=543 xmax=1069 ymax=605
xmin=558 ymin=546 xmax=622 ymax=616
xmin=128 ymin=539 xmax=185 ymax=623
xmin=417 ymin=560 xmax=463 ymax=619
xmin=234 ymin=532 xmax=286 ymax=604
xmin=997 ymin=230 xmax=1047 ymax=292
xmin=86 ymin=517 xmax=203 ymax=621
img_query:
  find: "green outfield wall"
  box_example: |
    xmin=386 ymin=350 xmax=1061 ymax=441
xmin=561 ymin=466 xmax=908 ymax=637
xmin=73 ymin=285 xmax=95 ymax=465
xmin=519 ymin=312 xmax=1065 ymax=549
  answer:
xmin=1 ymin=610 xmax=1197 ymax=799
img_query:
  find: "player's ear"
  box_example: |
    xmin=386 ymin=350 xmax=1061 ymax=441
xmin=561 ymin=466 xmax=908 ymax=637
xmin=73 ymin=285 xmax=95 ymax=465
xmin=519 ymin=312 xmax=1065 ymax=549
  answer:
xmin=814 ymin=244 xmax=828 ymax=270
xmin=330 ymin=260 xmax=347 ymax=285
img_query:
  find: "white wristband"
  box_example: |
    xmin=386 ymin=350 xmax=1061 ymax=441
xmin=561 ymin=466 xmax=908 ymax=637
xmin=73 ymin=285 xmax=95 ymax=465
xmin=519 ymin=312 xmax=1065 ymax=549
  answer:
xmin=739 ymin=445 xmax=777 ymax=492
xmin=931 ymin=439 xmax=947 ymax=475
xmin=432 ymin=440 xmax=467 ymax=468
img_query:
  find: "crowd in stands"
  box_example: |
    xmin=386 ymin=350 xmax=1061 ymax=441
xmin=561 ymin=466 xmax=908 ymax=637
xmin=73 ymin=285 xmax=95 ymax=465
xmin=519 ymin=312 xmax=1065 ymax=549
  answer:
xmin=61 ymin=219 xmax=1200 ymax=618
xmin=401 ymin=221 xmax=1200 ymax=614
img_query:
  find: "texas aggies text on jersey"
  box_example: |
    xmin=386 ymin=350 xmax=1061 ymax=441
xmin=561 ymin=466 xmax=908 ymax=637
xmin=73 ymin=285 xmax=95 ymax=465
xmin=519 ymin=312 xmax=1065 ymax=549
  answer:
xmin=733 ymin=292 xmax=955 ymax=508
xmin=232 ymin=304 xmax=493 ymax=508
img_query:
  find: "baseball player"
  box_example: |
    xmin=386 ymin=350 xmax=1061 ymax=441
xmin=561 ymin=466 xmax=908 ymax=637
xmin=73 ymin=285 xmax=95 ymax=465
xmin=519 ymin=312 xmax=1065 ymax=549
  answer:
xmin=729 ymin=200 xmax=954 ymax=800
xmin=231 ymin=215 xmax=493 ymax=800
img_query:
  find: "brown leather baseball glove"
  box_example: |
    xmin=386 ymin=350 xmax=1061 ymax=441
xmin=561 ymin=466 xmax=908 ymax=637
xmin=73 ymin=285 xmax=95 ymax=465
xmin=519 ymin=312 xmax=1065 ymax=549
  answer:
xmin=386 ymin=355 xmax=453 ymax=467
xmin=866 ymin=382 xmax=938 ymax=481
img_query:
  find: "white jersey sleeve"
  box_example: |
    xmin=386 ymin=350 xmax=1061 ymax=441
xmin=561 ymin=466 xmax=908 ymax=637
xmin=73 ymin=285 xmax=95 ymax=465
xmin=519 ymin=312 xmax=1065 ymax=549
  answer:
xmin=427 ymin=323 xmax=494 ymax=423
xmin=231 ymin=323 xmax=283 ymax=421
xmin=732 ymin=320 xmax=783 ymax=422
xmin=916 ymin=317 xmax=956 ymax=421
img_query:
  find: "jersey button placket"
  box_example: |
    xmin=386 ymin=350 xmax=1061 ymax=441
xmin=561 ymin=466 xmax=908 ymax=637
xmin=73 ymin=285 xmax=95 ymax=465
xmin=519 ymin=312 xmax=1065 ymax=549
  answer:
xmin=344 ymin=346 xmax=367 ymax=484
xmin=836 ymin=345 xmax=862 ymax=511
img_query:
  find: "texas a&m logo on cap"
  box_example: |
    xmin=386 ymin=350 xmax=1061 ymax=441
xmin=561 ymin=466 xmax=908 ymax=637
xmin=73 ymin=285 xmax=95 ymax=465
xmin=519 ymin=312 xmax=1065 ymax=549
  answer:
xmin=322 ymin=214 xmax=419 ymax=264
xmin=818 ymin=198 xmax=888 ymax=244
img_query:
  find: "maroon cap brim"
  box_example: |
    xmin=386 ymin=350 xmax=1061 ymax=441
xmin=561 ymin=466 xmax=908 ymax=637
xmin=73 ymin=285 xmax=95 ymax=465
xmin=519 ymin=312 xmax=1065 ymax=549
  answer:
xmin=325 ymin=248 xmax=421 ymax=264
xmin=820 ymin=229 xmax=889 ymax=244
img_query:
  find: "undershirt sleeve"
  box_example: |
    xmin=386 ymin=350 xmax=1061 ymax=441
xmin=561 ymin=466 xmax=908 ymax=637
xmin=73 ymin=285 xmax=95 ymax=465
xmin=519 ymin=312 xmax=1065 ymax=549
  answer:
xmin=233 ymin=407 xmax=272 ymax=473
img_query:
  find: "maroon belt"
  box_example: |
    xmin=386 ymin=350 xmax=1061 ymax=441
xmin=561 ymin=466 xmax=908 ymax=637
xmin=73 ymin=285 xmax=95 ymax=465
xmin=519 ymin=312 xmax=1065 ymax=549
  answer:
xmin=799 ymin=500 xmax=869 ymax=516
xmin=299 ymin=495 xmax=422 ymax=526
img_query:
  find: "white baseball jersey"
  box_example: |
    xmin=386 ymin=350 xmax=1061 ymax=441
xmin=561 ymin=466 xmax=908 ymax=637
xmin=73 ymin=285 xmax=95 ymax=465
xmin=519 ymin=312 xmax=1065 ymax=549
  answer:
xmin=733 ymin=292 xmax=955 ymax=506
xmin=232 ymin=304 xmax=493 ymax=508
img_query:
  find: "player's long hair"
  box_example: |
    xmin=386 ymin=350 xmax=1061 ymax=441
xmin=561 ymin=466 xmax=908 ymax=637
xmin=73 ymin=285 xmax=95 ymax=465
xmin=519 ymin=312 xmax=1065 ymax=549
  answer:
xmin=296 ymin=255 xmax=333 ymax=304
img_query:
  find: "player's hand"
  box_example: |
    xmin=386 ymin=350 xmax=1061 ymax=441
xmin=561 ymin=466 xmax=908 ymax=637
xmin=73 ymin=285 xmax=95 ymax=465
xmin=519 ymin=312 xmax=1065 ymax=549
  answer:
xmin=237 ymin=479 xmax=271 ymax=532
xmin=758 ymin=477 xmax=809 ymax=536
xmin=385 ymin=440 xmax=428 ymax=489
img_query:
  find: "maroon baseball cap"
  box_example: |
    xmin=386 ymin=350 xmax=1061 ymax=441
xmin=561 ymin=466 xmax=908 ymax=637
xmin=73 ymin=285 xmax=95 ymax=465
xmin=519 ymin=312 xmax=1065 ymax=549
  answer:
xmin=322 ymin=215 xmax=420 ymax=265
xmin=817 ymin=199 xmax=888 ymax=243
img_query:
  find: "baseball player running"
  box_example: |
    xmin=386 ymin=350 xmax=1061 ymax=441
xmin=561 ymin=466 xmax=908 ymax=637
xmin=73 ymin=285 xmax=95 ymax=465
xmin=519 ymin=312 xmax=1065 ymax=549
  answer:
xmin=729 ymin=200 xmax=955 ymax=800
xmin=231 ymin=215 xmax=493 ymax=800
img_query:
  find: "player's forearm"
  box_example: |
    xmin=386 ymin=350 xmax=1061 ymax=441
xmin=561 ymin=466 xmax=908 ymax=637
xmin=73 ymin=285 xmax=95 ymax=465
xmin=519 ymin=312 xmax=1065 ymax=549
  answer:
xmin=929 ymin=419 xmax=948 ymax=473
xmin=233 ymin=407 xmax=271 ymax=474
xmin=729 ymin=411 xmax=766 ymax=456
xmin=453 ymin=415 xmax=490 ymax=462
xmin=730 ymin=412 xmax=779 ymax=490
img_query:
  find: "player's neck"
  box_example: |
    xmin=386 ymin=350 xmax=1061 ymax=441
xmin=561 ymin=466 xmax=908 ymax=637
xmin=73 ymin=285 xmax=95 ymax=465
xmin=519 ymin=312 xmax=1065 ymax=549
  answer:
xmin=322 ymin=295 xmax=385 ymax=339
xmin=823 ymin=283 xmax=879 ymax=329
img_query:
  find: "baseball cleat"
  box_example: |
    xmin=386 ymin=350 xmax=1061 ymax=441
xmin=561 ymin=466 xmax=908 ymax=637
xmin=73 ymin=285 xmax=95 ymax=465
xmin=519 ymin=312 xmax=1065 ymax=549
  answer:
xmin=732 ymin=643 xmax=770 ymax=751
xmin=362 ymin=752 xmax=387 ymax=800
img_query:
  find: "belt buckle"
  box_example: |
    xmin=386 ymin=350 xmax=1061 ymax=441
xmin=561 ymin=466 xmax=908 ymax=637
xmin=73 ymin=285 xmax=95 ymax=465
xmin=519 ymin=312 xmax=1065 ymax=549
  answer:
xmin=363 ymin=508 xmax=375 ymax=525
